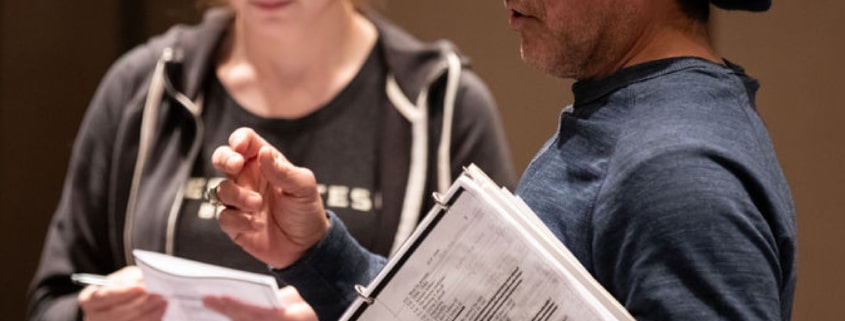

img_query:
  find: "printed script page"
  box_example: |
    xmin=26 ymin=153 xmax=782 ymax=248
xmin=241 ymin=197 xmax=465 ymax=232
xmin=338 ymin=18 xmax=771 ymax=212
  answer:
xmin=355 ymin=184 xmax=616 ymax=321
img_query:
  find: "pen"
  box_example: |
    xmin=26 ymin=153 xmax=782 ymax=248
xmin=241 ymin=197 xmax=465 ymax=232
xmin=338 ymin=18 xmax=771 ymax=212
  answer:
xmin=71 ymin=273 xmax=114 ymax=287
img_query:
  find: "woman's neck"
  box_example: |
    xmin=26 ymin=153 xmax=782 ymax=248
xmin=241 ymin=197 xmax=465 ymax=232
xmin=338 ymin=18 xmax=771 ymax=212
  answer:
xmin=216 ymin=3 xmax=378 ymax=118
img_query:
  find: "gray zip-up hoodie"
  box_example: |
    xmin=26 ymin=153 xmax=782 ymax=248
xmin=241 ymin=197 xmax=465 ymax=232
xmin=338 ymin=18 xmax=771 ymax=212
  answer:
xmin=28 ymin=8 xmax=515 ymax=321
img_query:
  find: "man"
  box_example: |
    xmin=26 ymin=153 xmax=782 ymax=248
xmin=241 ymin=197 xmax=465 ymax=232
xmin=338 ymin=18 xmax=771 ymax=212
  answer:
xmin=206 ymin=0 xmax=796 ymax=320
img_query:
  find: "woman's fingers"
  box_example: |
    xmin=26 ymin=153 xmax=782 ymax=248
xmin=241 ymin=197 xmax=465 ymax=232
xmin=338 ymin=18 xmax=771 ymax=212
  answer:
xmin=79 ymin=285 xmax=165 ymax=321
xmin=132 ymin=295 xmax=168 ymax=321
xmin=204 ymin=292 xmax=319 ymax=321
xmin=110 ymin=266 xmax=144 ymax=286
xmin=116 ymin=294 xmax=166 ymax=321
xmin=79 ymin=284 xmax=145 ymax=312
xmin=203 ymin=296 xmax=279 ymax=321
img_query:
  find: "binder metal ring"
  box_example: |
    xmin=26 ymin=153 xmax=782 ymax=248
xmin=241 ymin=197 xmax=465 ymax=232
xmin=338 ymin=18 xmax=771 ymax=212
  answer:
xmin=354 ymin=284 xmax=374 ymax=305
xmin=432 ymin=192 xmax=449 ymax=210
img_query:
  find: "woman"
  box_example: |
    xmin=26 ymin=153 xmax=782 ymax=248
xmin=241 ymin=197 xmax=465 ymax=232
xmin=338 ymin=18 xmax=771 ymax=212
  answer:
xmin=27 ymin=0 xmax=515 ymax=320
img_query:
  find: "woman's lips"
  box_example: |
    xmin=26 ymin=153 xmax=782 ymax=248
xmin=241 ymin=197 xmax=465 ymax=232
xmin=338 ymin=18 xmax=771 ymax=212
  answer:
xmin=251 ymin=0 xmax=294 ymax=10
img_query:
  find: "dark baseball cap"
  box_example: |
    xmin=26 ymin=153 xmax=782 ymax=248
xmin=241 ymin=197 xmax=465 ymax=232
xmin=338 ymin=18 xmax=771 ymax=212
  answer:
xmin=711 ymin=0 xmax=772 ymax=11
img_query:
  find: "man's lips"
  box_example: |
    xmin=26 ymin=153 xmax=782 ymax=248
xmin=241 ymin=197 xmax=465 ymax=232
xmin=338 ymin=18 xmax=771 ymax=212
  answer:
xmin=509 ymin=9 xmax=530 ymax=27
xmin=504 ymin=0 xmax=532 ymax=19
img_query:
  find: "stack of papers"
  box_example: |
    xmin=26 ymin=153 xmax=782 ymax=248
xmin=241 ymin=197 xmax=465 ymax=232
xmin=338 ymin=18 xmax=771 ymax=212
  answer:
xmin=341 ymin=164 xmax=635 ymax=321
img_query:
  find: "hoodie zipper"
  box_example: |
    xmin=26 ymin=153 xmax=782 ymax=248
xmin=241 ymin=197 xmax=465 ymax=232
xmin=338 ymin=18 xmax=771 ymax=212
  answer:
xmin=123 ymin=48 xmax=204 ymax=264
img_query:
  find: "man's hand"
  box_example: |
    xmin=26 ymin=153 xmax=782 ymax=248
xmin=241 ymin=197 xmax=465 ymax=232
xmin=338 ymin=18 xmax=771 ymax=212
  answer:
xmin=211 ymin=127 xmax=330 ymax=268
xmin=203 ymin=286 xmax=318 ymax=321
xmin=78 ymin=266 xmax=167 ymax=321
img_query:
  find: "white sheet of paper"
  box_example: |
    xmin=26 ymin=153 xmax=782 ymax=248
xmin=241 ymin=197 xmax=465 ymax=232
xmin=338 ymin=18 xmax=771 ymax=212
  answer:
xmin=133 ymin=250 xmax=281 ymax=321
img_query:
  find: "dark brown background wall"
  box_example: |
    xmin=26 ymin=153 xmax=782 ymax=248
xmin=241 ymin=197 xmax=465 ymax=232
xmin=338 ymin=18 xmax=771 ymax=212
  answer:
xmin=2 ymin=1 xmax=842 ymax=320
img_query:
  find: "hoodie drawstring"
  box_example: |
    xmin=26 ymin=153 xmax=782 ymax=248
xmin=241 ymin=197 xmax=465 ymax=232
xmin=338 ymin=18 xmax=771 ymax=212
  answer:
xmin=386 ymin=49 xmax=462 ymax=255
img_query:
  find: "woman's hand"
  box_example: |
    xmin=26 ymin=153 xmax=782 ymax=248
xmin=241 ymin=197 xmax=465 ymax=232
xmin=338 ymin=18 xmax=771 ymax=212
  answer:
xmin=203 ymin=286 xmax=318 ymax=321
xmin=78 ymin=266 xmax=167 ymax=321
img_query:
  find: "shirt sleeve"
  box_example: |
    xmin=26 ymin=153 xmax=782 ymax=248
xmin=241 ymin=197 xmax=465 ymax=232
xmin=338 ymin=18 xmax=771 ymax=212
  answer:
xmin=270 ymin=212 xmax=387 ymax=321
xmin=592 ymin=148 xmax=792 ymax=321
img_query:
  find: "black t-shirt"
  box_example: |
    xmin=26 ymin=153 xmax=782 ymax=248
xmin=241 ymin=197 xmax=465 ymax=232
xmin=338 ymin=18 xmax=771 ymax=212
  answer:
xmin=175 ymin=42 xmax=388 ymax=273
